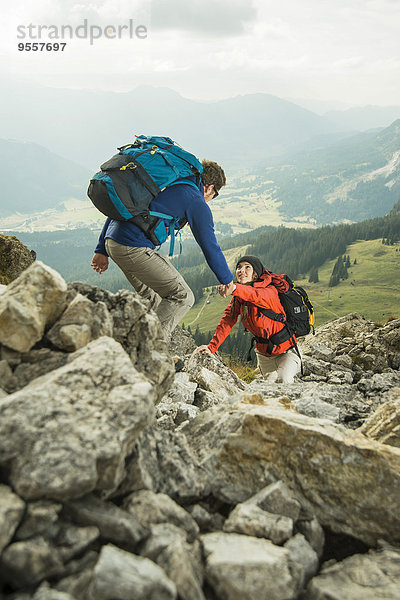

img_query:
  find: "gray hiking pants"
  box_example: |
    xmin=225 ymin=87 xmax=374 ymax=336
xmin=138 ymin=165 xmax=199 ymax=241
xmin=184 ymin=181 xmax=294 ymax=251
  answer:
xmin=105 ymin=239 xmax=194 ymax=341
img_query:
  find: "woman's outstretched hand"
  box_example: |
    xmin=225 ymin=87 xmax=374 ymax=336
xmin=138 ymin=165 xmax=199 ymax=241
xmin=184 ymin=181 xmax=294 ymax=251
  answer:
xmin=194 ymin=345 xmax=212 ymax=356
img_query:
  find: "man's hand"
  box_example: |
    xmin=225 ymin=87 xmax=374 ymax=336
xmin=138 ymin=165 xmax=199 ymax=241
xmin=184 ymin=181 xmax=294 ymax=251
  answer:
xmin=91 ymin=253 xmax=109 ymax=274
xmin=193 ymin=345 xmax=212 ymax=356
xmin=218 ymin=281 xmax=235 ymax=298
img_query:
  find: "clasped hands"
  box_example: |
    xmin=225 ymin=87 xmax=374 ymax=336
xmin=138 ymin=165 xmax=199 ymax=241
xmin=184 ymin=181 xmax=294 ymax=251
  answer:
xmin=218 ymin=281 xmax=235 ymax=298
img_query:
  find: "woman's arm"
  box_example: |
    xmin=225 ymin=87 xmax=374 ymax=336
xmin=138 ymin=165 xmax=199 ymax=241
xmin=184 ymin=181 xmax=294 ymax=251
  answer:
xmin=207 ymin=299 xmax=239 ymax=353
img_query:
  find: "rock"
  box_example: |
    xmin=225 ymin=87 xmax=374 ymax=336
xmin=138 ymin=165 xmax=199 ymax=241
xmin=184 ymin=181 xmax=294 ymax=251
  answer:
xmin=295 ymin=517 xmax=325 ymax=559
xmin=0 ymin=536 xmax=65 ymax=587
xmin=284 ymin=533 xmax=319 ymax=590
xmin=0 ymin=484 xmax=25 ymax=552
xmin=0 ymin=359 xmax=14 ymax=392
xmin=0 ymin=234 xmax=35 ymax=285
xmin=11 ymin=349 xmax=68 ymax=392
xmin=223 ymin=503 xmax=293 ymax=544
xmin=309 ymin=342 xmax=336 ymax=362
xmin=192 ymin=388 xmax=220 ymax=411
xmin=0 ymin=337 xmax=155 ymax=500
xmin=116 ymin=427 xmax=210 ymax=502
xmin=201 ymin=532 xmax=297 ymax=600
xmin=15 ymin=500 xmax=62 ymax=540
xmin=53 ymin=552 xmax=98 ymax=600
xmin=294 ymin=396 xmax=341 ymax=422
xmin=169 ymin=326 xmax=197 ymax=356
xmin=303 ymin=356 xmax=330 ymax=378
xmin=244 ymin=481 xmax=301 ymax=521
xmin=333 ymin=354 xmax=353 ymax=369
xmin=140 ymin=523 xmax=205 ymax=600
xmin=248 ymin=380 xmax=374 ymax=429
xmin=88 ymin=544 xmax=177 ymax=600
xmin=185 ymin=352 xmax=247 ymax=401
xmin=183 ymin=398 xmax=400 ymax=545
xmin=33 ymin=583 xmax=76 ymax=600
xmin=122 ymin=490 xmax=199 ymax=542
xmin=304 ymin=548 xmax=400 ymax=599
xmin=69 ymin=283 xmax=174 ymax=402
xmin=159 ymin=372 xmax=197 ymax=406
xmin=52 ymin=522 xmax=99 ymax=563
xmin=64 ymin=494 xmax=147 ymax=548
xmin=185 ymin=503 xmax=225 ymax=533
xmin=46 ymin=294 xmax=113 ymax=352
xmin=360 ymin=387 xmax=400 ymax=447
xmin=0 ymin=262 xmax=68 ymax=352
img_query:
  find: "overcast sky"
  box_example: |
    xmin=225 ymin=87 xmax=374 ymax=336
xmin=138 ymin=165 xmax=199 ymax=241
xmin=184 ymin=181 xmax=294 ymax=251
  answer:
xmin=1 ymin=0 xmax=400 ymax=108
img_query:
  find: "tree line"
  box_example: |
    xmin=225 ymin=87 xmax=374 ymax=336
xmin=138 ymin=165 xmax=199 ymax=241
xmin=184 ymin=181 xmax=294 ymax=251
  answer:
xmin=175 ymin=199 xmax=400 ymax=301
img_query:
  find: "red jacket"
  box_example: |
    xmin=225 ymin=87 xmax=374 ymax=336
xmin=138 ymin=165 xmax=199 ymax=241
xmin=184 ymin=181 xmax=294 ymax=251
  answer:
xmin=208 ymin=272 xmax=296 ymax=356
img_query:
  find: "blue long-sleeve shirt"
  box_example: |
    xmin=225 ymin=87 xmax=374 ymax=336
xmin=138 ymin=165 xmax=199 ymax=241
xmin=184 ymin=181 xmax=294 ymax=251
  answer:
xmin=94 ymin=180 xmax=233 ymax=285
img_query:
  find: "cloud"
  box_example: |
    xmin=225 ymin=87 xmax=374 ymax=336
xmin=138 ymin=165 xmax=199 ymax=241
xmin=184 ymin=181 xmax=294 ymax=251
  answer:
xmin=150 ymin=0 xmax=257 ymax=36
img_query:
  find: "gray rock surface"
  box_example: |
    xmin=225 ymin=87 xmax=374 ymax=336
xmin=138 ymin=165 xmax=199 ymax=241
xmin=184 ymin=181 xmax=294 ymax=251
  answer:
xmin=46 ymin=293 xmax=113 ymax=351
xmin=122 ymin=490 xmax=199 ymax=542
xmin=0 ymin=485 xmax=25 ymax=553
xmin=183 ymin=397 xmax=400 ymax=546
xmin=68 ymin=282 xmax=174 ymax=401
xmin=360 ymin=387 xmax=400 ymax=447
xmin=140 ymin=523 xmax=205 ymax=600
xmin=117 ymin=426 xmax=210 ymax=502
xmin=223 ymin=502 xmax=293 ymax=544
xmin=0 ymin=262 xmax=67 ymax=352
xmin=303 ymin=548 xmax=400 ymax=599
xmin=201 ymin=532 xmax=297 ymax=600
xmin=284 ymin=533 xmax=319 ymax=590
xmin=63 ymin=494 xmax=147 ymax=549
xmin=0 ymin=337 xmax=155 ymax=500
xmin=88 ymin=544 xmax=177 ymax=600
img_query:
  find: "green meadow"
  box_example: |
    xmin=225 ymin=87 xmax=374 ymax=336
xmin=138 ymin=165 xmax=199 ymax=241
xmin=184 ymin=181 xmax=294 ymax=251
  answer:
xmin=182 ymin=238 xmax=400 ymax=336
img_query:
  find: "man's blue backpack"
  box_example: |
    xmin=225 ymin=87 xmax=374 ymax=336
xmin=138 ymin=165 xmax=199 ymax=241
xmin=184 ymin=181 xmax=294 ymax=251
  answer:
xmin=87 ymin=135 xmax=203 ymax=251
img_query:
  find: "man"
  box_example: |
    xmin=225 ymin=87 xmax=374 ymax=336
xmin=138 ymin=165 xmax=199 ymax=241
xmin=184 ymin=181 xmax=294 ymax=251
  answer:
xmin=91 ymin=159 xmax=233 ymax=340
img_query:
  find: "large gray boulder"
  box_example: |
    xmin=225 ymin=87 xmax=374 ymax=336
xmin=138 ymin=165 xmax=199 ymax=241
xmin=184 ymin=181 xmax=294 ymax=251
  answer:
xmin=0 ymin=261 xmax=67 ymax=352
xmin=360 ymin=387 xmax=400 ymax=447
xmin=183 ymin=396 xmax=400 ymax=546
xmin=304 ymin=548 xmax=400 ymax=599
xmin=0 ymin=336 xmax=155 ymax=500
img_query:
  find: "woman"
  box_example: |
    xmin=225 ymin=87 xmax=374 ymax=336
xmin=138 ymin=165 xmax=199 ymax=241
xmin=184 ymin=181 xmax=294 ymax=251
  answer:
xmin=195 ymin=255 xmax=301 ymax=384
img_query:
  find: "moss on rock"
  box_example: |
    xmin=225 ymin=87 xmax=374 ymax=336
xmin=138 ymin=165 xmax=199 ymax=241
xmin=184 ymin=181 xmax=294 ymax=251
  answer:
xmin=0 ymin=234 xmax=36 ymax=285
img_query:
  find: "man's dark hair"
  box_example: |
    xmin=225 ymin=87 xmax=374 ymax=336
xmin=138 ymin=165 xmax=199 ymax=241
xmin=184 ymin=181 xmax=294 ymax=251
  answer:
xmin=201 ymin=160 xmax=226 ymax=191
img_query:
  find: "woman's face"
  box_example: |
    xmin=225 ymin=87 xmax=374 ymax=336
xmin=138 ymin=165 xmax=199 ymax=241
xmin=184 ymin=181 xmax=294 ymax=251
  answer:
xmin=236 ymin=261 xmax=256 ymax=284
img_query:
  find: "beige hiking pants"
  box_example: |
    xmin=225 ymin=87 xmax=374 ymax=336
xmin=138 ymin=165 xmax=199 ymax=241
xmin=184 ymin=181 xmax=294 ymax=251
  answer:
xmin=105 ymin=239 xmax=194 ymax=340
xmin=255 ymin=347 xmax=301 ymax=384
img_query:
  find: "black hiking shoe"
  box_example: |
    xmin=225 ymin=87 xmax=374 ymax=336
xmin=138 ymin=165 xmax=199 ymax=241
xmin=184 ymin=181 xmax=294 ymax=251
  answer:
xmin=173 ymin=357 xmax=185 ymax=373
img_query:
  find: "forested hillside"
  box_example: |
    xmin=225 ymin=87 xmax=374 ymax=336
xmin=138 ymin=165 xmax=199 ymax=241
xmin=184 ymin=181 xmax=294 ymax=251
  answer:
xmin=176 ymin=200 xmax=400 ymax=301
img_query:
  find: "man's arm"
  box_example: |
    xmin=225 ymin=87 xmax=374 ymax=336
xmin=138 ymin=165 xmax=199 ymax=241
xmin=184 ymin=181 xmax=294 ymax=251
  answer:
xmin=91 ymin=218 xmax=111 ymax=274
xmin=186 ymin=196 xmax=233 ymax=285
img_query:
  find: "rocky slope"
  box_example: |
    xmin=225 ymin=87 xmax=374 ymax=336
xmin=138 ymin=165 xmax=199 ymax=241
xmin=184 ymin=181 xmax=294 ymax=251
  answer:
xmin=0 ymin=254 xmax=400 ymax=599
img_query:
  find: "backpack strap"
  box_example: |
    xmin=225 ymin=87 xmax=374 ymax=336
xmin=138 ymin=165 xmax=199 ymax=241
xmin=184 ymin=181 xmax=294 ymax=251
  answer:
xmin=148 ymin=211 xmax=182 ymax=257
xmin=247 ymin=305 xmax=304 ymax=375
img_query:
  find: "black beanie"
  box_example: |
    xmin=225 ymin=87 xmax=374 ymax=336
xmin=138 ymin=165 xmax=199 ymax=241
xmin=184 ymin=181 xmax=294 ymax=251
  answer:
xmin=235 ymin=255 xmax=265 ymax=278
